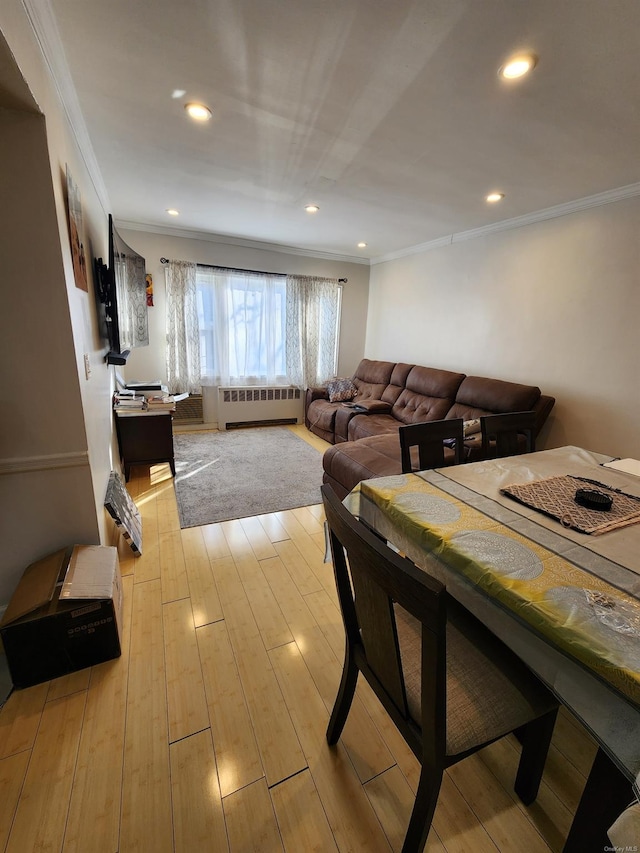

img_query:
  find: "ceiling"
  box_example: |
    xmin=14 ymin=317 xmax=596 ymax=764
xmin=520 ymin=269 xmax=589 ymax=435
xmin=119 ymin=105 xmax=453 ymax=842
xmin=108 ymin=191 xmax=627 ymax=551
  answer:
xmin=41 ymin=0 xmax=640 ymax=261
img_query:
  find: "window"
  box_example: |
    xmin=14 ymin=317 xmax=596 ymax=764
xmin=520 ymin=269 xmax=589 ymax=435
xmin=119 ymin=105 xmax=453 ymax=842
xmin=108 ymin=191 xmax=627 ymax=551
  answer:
xmin=164 ymin=260 xmax=341 ymax=393
xmin=195 ymin=266 xmax=341 ymax=387
xmin=196 ymin=267 xmax=288 ymax=384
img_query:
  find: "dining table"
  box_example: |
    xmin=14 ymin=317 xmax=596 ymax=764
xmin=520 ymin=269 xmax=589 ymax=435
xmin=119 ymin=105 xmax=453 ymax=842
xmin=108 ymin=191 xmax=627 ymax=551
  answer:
xmin=344 ymin=445 xmax=640 ymax=852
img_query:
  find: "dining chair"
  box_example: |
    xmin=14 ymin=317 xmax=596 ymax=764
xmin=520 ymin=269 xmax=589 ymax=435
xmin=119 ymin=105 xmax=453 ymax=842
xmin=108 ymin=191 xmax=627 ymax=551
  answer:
xmin=480 ymin=410 xmax=536 ymax=459
xmin=321 ymin=483 xmax=558 ymax=853
xmin=399 ymin=418 xmax=465 ymax=473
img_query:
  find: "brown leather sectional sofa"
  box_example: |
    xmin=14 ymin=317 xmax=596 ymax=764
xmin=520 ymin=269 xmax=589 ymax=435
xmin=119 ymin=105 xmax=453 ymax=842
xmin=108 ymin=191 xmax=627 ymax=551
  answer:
xmin=306 ymin=359 xmax=555 ymax=498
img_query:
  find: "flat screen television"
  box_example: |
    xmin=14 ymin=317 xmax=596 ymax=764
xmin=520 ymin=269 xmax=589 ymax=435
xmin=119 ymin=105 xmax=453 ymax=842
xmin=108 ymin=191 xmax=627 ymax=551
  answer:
xmin=94 ymin=215 xmax=148 ymax=364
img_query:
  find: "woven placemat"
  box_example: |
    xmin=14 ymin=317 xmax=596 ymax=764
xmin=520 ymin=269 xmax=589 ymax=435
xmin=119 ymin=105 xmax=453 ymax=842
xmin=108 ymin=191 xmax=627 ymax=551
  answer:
xmin=502 ymin=475 xmax=640 ymax=535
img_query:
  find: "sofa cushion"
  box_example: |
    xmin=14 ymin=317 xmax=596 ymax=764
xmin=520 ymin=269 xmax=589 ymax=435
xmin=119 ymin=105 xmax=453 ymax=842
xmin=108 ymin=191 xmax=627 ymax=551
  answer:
xmin=348 ymin=413 xmax=402 ymax=441
xmin=446 ymin=376 xmax=541 ymax=422
xmin=392 ymin=366 xmax=466 ymax=425
xmin=323 ymin=435 xmax=404 ymax=496
xmin=323 ymin=433 xmax=457 ymax=496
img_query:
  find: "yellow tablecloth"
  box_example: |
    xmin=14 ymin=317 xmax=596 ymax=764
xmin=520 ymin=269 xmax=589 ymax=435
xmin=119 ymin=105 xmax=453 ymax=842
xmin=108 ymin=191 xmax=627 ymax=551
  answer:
xmin=356 ymin=474 xmax=640 ymax=707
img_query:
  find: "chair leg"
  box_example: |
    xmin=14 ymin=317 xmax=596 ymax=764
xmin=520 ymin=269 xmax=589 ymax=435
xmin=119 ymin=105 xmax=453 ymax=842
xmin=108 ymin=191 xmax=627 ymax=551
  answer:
xmin=564 ymin=746 xmax=633 ymax=853
xmin=326 ymin=645 xmax=358 ymax=745
xmin=401 ymin=764 xmax=442 ymax=853
xmin=514 ymin=708 xmax=558 ymax=805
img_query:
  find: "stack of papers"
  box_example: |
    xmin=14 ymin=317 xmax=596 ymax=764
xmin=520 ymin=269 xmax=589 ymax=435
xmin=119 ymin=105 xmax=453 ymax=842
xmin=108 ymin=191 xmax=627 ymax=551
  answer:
xmin=146 ymin=394 xmax=176 ymax=410
xmin=113 ymin=394 xmax=145 ymax=411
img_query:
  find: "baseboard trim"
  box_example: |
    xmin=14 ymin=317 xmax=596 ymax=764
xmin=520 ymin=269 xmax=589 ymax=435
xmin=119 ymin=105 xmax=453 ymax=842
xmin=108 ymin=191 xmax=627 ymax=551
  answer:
xmin=173 ymin=422 xmax=218 ymax=433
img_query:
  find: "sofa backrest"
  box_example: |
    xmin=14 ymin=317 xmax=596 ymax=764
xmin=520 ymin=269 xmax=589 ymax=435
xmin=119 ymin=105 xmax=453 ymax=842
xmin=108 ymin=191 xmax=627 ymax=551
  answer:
xmin=352 ymin=359 xmax=396 ymax=400
xmin=380 ymin=362 xmax=415 ymax=405
xmin=446 ymin=376 xmax=542 ymax=422
xmin=391 ymin=366 xmax=466 ymax=425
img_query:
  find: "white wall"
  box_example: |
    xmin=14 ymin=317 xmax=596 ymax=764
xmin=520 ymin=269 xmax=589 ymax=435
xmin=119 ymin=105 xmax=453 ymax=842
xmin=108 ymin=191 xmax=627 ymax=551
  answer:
xmin=119 ymin=227 xmax=370 ymax=422
xmin=0 ymin=0 xmax=370 ymax=611
xmin=0 ymin=10 xmax=116 ymax=606
xmin=367 ymin=197 xmax=640 ymax=458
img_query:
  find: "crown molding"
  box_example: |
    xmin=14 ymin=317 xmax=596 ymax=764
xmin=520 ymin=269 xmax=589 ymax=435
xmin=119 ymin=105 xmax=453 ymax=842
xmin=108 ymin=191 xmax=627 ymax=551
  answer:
xmin=22 ymin=0 xmax=111 ymax=214
xmin=115 ymin=219 xmax=370 ymax=265
xmin=371 ymin=182 xmax=640 ymax=265
xmin=370 ymin=235 xmax=453 ymax=264
xmin=20 ymin=0 xmax=640 ymax=270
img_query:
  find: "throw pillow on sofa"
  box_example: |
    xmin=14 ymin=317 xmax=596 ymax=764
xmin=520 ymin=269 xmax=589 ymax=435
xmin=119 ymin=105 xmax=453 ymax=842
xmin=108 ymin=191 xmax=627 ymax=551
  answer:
xmin=327 ymin=378 xmax=358 ymax=402
xmin=444 ymin=419 xmax=481 ymax=448
xmin=463 ymin=418 xmax=481 ymax=436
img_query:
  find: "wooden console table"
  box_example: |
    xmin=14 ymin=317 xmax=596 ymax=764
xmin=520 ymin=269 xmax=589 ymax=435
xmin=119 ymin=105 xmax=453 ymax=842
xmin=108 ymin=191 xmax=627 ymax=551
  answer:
xmin=115 ymin=410 xmax=175 ymax=481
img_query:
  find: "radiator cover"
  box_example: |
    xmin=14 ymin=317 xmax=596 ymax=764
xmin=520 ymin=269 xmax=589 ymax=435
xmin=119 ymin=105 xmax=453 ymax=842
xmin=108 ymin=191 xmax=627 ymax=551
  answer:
xmin=173 ymin=394 xmax=204 ymax=424
xmin=218 ymin=386 xmax=303 ymax=430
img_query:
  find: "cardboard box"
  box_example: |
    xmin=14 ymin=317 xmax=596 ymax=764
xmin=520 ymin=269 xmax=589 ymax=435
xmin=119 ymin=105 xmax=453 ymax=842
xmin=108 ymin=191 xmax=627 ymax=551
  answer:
xmin=0 ymin=545 xmax=123 ymax=688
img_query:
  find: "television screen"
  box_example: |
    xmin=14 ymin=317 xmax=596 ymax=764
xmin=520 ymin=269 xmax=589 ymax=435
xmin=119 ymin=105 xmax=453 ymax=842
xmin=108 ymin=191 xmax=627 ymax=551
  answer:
xmin=93 ymin=216 xmax=148 ymax=362
xmin=109 ymin=215 xmax=148 ymax=351
xmin=93 ymin=254 xmax=119 ymax=355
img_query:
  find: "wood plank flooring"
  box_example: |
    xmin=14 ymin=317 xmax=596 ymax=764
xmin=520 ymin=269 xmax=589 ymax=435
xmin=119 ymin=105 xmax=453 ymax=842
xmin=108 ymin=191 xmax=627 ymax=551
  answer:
xmin=0 ymin=425 xmax=597 ymax=852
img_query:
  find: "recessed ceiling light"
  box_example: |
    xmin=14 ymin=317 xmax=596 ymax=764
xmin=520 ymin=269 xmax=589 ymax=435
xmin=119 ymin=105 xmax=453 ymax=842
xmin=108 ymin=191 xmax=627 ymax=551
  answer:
xmin=166 ymin=208 xmax=180 ymax=216
xmin=486 ymin=192 xmax=505 ymax=204
xmin=184 ymin=102 xmax=212 ymax=121
xmin=305 ymin=204 xmax=320 ymax=213
xmin=499 ymin=53 xmax=538 ymax=80
xmin=357 ymin=242 xmax=367 ymax=248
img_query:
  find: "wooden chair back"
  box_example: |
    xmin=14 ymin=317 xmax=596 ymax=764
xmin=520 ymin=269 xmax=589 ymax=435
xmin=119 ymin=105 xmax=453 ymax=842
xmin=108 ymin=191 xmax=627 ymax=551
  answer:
xmin=321 ymin=482 xmax=558 ymax=852
xmin=321 ymin=484 xmax=446 ymax=759
xmin=399 ymin=418 xmax=465 ymax=473
xmin=480 ymin=411 xmax=536 ymax=458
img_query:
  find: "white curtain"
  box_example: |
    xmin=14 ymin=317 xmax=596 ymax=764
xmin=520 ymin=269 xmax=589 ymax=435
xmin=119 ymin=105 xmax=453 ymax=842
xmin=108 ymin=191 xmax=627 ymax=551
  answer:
xmin=286 ymin=275 xmax=341 ymax=388
xmin=165 ymin=260 xmax=201 ymax=393
xmin=166 ymin=262 xmax=341 ymax=390
xmin=196 ymin=267 xmax=289 ymax=386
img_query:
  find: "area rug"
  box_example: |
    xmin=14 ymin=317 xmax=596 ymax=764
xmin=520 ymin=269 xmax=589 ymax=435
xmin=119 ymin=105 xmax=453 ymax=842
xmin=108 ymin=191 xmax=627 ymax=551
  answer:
xmin=173 ymin=427 xmax=324 ymax=528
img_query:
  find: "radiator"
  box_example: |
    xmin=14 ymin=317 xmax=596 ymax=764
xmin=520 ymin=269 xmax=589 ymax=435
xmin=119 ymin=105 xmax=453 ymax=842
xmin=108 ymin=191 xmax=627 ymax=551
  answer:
xmin=173 ymin=394 xmax=204 ymax=424
xmin=218 ymin=386 xmax=303 ymax=430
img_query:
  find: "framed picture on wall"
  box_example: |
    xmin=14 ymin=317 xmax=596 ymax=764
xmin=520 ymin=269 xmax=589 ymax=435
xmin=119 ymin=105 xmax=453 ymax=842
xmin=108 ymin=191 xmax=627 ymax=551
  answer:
xmin=65 ymin=165 xmax=88 ymax=291
xmin=146 ymin=273 xmax=154 ymax=306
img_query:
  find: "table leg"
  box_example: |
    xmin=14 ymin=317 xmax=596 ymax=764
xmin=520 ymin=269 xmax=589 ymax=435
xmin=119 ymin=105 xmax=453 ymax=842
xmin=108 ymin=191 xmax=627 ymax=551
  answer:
xmin=564 ymin=747 xmax=634 ymax=852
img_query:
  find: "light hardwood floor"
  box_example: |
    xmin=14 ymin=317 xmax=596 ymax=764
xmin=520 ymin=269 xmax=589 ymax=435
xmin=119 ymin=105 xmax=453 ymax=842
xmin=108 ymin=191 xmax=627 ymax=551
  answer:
xmin=0 ymin=425 xmax=597 ymax=852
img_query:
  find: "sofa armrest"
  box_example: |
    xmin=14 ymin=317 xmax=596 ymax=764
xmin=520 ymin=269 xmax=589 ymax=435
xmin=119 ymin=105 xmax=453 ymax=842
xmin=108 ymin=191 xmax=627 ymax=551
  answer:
xmin=305 ymin=386 xmax=328 ymax=428
xmin=350 ymin=399 xmax=392 ymax=414
xmin=532 ymin=394 xmax=555 ymax=436
xmin=306 ymin=386 xmax=328 ymax=404
xmin=306 ymin=386 xmax=329 ymax=412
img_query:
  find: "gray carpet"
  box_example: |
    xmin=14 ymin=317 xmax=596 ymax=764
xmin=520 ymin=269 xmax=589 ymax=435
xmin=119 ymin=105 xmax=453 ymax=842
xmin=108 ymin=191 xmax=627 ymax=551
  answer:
xmin=173 ymin=427 xmax=325 ymax=528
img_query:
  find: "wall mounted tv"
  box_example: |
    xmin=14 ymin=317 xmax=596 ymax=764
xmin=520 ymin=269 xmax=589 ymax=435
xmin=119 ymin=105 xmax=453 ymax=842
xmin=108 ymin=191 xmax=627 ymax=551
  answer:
xmin=94 ymin=215 xmax=148 ymax=365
